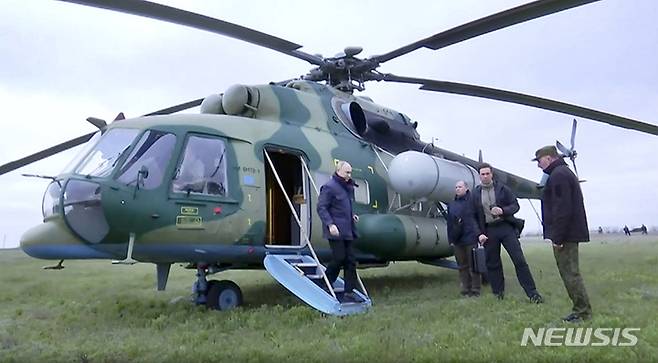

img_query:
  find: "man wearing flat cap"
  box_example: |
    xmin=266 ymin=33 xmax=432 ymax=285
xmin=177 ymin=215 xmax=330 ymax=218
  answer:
xmin=534 ymin=145 xmax=592 ymax=323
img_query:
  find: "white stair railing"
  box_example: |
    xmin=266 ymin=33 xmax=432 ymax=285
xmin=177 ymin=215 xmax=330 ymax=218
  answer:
xmin=263 ymin=150 xmax=337 ymax=300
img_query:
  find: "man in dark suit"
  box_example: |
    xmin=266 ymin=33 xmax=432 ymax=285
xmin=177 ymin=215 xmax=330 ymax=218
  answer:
xmin=472 ymin=163 xmax=543 ymax=303
xmin=447 ymin=180 xmax=481 ymax=297
xmin=317 ymin=160 xmax=360 ymax=300
xmin=534 ymin=145 xmax=591 ymax=322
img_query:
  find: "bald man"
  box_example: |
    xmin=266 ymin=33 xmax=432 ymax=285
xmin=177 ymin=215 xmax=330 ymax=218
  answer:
xmin=447 ymin=180 xmax=481 ymax=297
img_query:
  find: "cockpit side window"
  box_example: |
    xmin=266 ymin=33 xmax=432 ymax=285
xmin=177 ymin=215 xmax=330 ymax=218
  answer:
xmin=172 ymin=135 xmax=228 ymax=196
xmin=116 ymin=130 xmax=176 ymax=190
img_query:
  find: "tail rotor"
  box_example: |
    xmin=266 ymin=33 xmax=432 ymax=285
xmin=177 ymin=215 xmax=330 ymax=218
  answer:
xmin=556 ymin=119 xmax=579 ymax=177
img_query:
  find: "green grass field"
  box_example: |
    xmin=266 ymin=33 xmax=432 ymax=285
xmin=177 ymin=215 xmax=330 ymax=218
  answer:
xmin=1 ymin=235 xmax=657 ymax=362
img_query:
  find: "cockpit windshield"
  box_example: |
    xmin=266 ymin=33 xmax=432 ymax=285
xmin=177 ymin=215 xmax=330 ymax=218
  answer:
xmin=61 ymin=132 xmax=102 ymax=174
xmin=75 ymin=128 xmax=140 ymax=177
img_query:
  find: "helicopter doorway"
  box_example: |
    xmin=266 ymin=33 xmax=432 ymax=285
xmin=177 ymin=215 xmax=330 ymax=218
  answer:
xmin=264 ymin=149 xmax=309 ymax=246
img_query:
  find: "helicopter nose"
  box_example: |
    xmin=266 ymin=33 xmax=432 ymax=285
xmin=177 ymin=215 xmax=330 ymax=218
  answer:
xmin=20 ymin=218 xmax=112 ymax=260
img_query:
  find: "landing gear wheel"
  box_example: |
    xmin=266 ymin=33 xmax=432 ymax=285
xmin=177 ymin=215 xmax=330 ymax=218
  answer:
xmin=206 ymin=280 xmax=243 ymax=311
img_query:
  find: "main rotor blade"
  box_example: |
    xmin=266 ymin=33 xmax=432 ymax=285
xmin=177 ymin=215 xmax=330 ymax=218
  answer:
xmin=0 ymin=132 xmax=97 ymax=176
xmin=0 ymin=97 xmax=206 ymax=176
xmin=58 ymin=0 xmax=324 ymax=66
xmin=383 ymin=74 xmax=658 ymax=136
xmin=142 ymin=98 xmax=204 ymax=116
xmin=371 ymin=0 xmax=599 ymax=65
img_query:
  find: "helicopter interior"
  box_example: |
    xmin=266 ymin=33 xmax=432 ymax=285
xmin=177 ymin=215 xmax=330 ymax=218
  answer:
xmin=264 ymin=149 xmax=307 ymax=247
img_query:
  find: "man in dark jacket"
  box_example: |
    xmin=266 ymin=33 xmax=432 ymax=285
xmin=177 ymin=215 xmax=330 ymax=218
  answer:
xmin=472 ymin=163 xmax=543 ymax=303
xmin=534 ymin=145 xmax=591 ymax=322
xmin=317 ymin=160 xmax=360 ymax=300
xmin=447 ymin=180 xmax=481 ymax=297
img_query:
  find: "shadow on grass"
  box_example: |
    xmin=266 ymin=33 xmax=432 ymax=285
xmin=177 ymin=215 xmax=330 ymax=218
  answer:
xmin=240 ymin=270 xmax=455 ymax=309
xmin=48 ymin=266 xmax=460 ymax=315
xmin=363 ymin=271 xmax=454 ymax=293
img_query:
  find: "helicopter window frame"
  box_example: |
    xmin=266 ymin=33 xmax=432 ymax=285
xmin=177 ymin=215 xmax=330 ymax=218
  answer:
xmin=74 ymin=128 xmax=140 ymax=178
xmin=314 ymin=172 xmax=371 ymax=205
xmin=353 ymin=178 xmax=370 ymax=205
xmin=42 ymin=180 xmax=63 ymax=219
xmin=171 ymin=134 xmax=229 ymax=198
xmin=61 ymin=131 xmax=102 ymax=175
xmin=61 ymin=179 xmax=109 ymax=244
xmin=115 ymin=130 xmax=177 ymax=190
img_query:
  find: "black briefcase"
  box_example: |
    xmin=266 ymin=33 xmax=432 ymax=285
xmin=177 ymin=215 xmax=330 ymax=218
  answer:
xmin=471 ymin=245 xmax=487 ymax=274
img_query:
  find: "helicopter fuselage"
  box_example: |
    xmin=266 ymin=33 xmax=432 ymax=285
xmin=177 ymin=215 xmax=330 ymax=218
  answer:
xmin=21 ymin=81 xmax=464 ymax=267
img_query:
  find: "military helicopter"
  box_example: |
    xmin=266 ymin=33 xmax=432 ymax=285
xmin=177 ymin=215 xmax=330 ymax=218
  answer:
xmin=2 ymin=0 xmax=657 ymax=314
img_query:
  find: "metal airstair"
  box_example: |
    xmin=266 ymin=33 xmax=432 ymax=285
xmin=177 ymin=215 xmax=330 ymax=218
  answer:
xmin=262 ymin=151 xmax=371 ymax=316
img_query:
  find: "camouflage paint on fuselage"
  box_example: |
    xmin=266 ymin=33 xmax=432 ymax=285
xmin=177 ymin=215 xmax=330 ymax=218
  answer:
xmin=20 ymin=81 xmax=534 ymax=265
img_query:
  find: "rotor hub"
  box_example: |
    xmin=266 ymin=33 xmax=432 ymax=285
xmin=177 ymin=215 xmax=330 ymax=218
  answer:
xmin=301 ymin=49 xmax=381 ymax=92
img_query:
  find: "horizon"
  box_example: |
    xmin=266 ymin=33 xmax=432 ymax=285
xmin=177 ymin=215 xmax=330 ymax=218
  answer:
xmin=1 ymin=0 xmax=657 ymax=248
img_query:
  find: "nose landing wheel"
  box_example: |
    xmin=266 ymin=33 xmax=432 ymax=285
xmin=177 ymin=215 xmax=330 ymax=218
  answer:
xmin=206 ymin=280 xmax=243 ymax=311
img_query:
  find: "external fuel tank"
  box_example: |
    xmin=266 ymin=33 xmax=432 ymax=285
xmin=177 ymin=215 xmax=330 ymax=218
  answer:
xmin=388 ymin=151 xmax=480 ymax=202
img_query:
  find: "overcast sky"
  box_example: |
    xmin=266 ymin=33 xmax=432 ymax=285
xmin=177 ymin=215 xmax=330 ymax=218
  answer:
xmin=1 ymin=0 xmax=657 ymax=248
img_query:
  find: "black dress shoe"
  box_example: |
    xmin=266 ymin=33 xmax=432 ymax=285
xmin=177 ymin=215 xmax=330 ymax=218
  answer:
xmin=343 ymin=292 xmax=362 ymax=302
xmin=529 ymin=294 xmax=544 ymax=304
xmin=563 ymin=313 xmax=582 ymax=323
xmin=470 ymin=291 xmax=481 ymax=297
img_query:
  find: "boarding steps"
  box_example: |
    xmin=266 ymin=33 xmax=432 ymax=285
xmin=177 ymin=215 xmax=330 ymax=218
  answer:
xmin=264 ymin=250 xmax=371 ymax=316
xmin=262 ymin=150 xmax=370 ymax=315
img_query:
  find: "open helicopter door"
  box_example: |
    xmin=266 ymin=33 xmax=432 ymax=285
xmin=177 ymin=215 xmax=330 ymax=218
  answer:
xmin=262 ymin=149 xmax=371 ymax=315
xmin=263 ymin=149 xmax=308 ymax=247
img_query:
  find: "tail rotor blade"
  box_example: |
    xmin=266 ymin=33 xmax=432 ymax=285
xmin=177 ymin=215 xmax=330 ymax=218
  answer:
xmin=556 ymin=140 xmax=570 ymax=156
xmin=572 ymin=159 xmax=579 ymax=178
xmin=570 ymin=119 xmax=578 ymax=149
